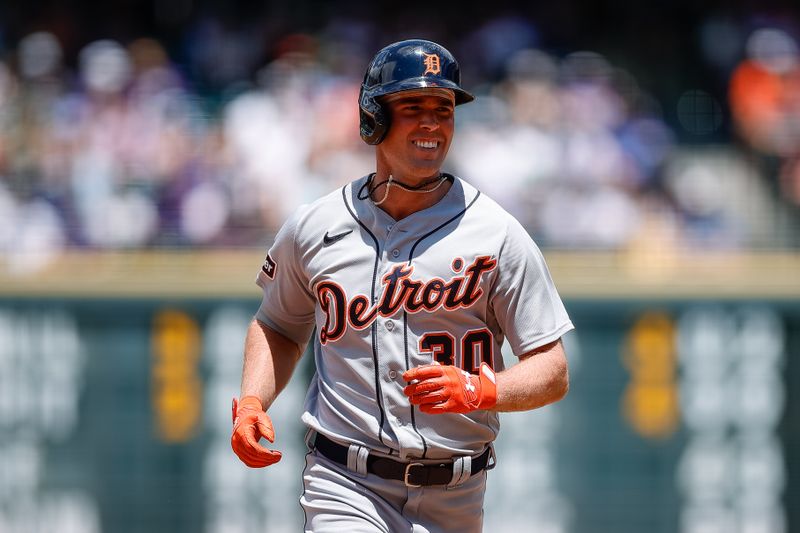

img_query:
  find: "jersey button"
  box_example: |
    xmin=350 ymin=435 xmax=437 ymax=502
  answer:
xmin=391 ymin=249 xmax=400 ymax=258
xmin=386 ymin=320 xmax=395 ymax=331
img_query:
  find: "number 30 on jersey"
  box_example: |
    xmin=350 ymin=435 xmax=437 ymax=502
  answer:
xmin=419 ymin=328 xmax=494 ymax=373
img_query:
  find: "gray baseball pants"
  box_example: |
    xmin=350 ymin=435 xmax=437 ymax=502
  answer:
xmin=299 ymin=445 xmax=487 ymax=532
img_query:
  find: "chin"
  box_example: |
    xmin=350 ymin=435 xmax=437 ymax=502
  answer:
xmin=410 ymin=167 xmax=443 ymax=179
xmin=413 ymin=159 xmax=446 ymax=174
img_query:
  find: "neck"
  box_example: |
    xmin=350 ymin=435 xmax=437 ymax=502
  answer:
xmin=368 ymin=173 xmax=452 ymax=220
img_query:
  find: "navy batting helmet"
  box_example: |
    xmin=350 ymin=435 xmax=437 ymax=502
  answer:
xmin=359 ymin=39 xmax=474 ymax=145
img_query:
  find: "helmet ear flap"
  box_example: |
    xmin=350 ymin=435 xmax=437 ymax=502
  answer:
xmin=359 ymin=90 xmax=389 ymax=145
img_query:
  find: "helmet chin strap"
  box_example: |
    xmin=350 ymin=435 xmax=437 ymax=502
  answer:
xmin=365 ymin=173 xmax=450 ymax=206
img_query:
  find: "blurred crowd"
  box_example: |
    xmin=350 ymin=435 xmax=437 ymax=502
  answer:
xmin=0 ymin=11 xmax=799 ymax=273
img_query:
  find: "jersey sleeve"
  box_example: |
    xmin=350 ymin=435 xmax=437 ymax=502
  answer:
xmin=254 ymin=206 xmax=316 ymax=346
xmin=489 ymin=217 xmax=574 ymax=356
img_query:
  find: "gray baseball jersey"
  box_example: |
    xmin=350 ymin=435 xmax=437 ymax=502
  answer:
xmin=255 ymin=174 xmax=573 ymax=461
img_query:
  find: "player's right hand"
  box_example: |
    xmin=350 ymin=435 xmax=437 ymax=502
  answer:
xmin=231 ymin=396 xmax=283 ymax=468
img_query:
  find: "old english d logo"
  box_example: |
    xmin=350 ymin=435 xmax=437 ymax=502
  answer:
xmin=422 ymin=53 xmax=441 ymax=75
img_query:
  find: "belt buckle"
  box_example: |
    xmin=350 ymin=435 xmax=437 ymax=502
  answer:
xmin=404 ymin=462 xmax=425 ymax=487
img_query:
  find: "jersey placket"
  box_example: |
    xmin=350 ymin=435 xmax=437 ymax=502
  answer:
xmin=376 ymin=221 xmax=427 ymax=459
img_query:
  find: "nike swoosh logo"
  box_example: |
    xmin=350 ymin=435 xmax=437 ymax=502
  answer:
xmin=323 ymin=229 xmax=353 ymax=246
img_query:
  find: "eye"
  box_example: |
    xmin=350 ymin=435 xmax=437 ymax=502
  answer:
xmin=398 ymin=104 xmax=421 ymax=113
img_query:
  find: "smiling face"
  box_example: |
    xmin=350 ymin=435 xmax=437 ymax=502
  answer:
xmin=375 ymin=89 xmax=456 ymax=183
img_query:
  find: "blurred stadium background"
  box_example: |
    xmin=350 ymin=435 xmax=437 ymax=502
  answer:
xmin=0 ymin=0 xmax=799 ymax=532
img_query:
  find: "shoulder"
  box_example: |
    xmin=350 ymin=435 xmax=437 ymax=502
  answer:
xmin=454 ymin=176 xmax=522 ymax=233
xmin=452 ymin=176 xmax=548 ymax=259
xmin=271 ymin=176 xmax=374 ymax=255
xmin=286 ymin=177 xmax=368 ymax=234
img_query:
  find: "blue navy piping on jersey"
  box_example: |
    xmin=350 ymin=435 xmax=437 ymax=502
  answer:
xmin=342 ymin=184 xmax=388 ymax=447
xmin=402 ymin=309 xmax=428 ymax=458
xmin=300 ymin=449 xmax=312 ymax=530
xmin=406 ymin=191 xmax=481 ymax=262
xmin=404 ymin=189 xmax=482 ymax=458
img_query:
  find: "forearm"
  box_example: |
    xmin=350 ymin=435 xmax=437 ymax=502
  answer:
xmin=240 ymin=319 xmax=304 ymax=410
xmin=493 ymin=340 xmax=569 ymax=412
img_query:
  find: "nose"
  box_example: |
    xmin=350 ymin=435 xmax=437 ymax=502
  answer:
xmin=419 ymin=109 xmax=439 ymax=131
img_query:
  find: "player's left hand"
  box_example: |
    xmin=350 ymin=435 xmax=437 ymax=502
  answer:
xmin=403 ymin=362 xmax=497 ymax=414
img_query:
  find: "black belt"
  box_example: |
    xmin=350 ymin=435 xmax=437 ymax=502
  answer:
xmin=313 ymin=433 xmax=493 ymax=487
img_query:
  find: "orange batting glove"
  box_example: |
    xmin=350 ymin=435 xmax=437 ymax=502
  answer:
xmin=403 ymin=362 xmax=497 ymax=414
xmin=231 ymin=396 xmax=282 ymax=468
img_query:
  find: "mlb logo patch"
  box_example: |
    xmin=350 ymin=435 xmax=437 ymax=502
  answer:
xmin=261 ymin=254 xmax=277 ymax=279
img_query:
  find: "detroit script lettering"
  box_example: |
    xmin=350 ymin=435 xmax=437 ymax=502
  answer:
xmin=316 ymin=256 xmax=497 ymax=344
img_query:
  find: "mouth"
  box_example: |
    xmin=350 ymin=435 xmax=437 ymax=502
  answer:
xmin=413 ymin=140 xmax=440 ymax=150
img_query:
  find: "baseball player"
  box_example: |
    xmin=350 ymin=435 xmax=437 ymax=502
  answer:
xmin=232 ymin=39 xmax=573 ymax=533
